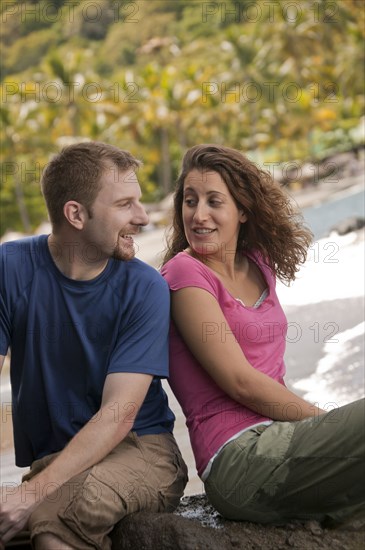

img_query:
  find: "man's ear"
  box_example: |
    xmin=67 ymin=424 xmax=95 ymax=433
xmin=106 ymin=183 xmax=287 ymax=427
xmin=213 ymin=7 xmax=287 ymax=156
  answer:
xmin=63 ymin=201 xmax=87 ymax=230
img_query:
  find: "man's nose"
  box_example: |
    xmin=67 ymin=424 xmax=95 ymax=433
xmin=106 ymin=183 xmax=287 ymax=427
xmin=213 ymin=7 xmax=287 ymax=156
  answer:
xmin=133 ymin=202 xmax=149 ymax=226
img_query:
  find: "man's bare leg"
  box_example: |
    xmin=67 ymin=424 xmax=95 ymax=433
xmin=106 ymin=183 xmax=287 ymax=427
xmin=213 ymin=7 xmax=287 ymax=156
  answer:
xmin=34 ymin=533 xmax=75 ymax=549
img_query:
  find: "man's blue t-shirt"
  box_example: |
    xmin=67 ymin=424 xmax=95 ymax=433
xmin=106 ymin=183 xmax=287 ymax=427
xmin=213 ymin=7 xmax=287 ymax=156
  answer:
xmin=0 ymin=235 xmax=175 ymax=467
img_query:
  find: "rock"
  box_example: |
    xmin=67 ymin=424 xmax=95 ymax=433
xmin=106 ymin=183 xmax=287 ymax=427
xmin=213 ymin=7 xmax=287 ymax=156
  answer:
xmin=275 ymin=149 xmax=364 ymax=187
xmin=304 ymin=520 xmax=323 ymax=536
xmin=5 ymin=495 xmax=364 ymax=549
xmin=4 ymin=531 xmax=31 ymax=549
xmin=330 ymin=216 xmax=365 ymax=236
xmin=111 ymin=494 xmax=365 ymax=550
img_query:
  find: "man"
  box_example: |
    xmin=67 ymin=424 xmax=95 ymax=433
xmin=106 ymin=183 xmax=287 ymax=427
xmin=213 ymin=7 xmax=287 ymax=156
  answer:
xmin=0 ymin=141 xmax=188 ymax=549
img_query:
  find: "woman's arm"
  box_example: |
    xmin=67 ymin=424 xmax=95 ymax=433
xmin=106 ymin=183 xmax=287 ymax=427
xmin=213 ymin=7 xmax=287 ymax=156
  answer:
xmin=171 ymin=287 xmax=325 ymax=420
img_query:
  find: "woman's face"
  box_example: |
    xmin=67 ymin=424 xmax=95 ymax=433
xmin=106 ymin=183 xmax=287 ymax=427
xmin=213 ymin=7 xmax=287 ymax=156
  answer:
xmin=182 ymin=169 xmax=246 ymax=260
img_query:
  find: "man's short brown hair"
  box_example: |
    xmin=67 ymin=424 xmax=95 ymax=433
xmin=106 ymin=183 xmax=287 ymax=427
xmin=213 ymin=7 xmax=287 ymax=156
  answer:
xmin=41 ymin=141 xmax=141 ymax=228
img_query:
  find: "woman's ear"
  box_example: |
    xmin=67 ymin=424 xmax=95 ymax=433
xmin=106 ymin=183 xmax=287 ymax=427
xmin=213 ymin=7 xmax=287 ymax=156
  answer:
xmin=63 ymin=201 xmax=87 ymax=230
xmin=239 ymin=210 xmax=248 ymax=224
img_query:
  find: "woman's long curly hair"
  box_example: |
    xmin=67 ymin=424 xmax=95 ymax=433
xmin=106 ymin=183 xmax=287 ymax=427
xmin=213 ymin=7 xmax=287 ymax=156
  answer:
xmin=163 ymin=144 xmax=313 ymax=285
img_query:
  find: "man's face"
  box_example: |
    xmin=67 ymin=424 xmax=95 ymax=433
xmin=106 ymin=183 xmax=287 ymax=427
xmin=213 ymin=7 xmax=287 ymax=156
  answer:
xmin=84 ymin=166 xmax=149 ymax=261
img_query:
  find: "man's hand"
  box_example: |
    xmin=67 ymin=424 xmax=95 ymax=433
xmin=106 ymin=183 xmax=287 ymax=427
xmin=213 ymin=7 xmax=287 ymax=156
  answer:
xmin=0 ymin=482 xmax=37 ymax=546
xmin=0 ymin=372 xmax=152 ymax=545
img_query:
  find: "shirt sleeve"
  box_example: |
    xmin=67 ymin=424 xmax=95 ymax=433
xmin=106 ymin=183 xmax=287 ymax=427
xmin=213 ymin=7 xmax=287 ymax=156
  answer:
xmin=0 ymin=244 xmax=12 ymax=355
xmin=107 ymin=275 xmax=170 ymax=378
xmin=161 ymin=253 xmax=219 ymax=298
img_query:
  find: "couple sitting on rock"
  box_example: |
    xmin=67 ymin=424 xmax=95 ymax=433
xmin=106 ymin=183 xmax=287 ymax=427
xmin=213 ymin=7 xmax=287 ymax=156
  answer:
xmin=1 ymin=141 xmax=363 ymax=549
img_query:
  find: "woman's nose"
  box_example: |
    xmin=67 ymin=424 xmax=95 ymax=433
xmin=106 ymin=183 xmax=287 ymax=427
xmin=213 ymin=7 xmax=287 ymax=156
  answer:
xmin=193 ymin=202 xmax=209 ymax=222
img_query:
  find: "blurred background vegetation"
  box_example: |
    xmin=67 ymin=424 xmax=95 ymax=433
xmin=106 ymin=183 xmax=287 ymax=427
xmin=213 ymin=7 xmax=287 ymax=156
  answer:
xmin=1 ymin=0 xmax=364 ymax=236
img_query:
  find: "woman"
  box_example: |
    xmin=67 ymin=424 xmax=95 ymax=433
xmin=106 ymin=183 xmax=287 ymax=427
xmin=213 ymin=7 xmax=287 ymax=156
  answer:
xmin=161 ymin=144 xmax=364 ymax=525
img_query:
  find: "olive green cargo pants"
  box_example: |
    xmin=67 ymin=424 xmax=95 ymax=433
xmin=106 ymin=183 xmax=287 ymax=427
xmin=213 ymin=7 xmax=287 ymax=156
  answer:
xmin=205 ymin=399 xmax=365 ymax=524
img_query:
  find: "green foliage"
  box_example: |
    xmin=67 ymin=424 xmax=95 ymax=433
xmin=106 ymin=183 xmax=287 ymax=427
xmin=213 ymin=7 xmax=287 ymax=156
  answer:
xmin=0 ymin=0 xmax=364 ymax=236
xmin=2 ymin=28 xmax=58 ymax=76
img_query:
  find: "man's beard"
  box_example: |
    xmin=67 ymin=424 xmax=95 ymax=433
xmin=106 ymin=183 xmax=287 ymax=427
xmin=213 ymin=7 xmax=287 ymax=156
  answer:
xmin=112 ymin=236 xmax=136 ymax=261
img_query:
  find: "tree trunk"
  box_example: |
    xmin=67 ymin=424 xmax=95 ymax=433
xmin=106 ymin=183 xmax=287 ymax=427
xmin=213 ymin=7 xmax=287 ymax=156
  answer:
xmin=160 ymin=127 xmax=172 ymax=195
xmin=14 ymin=176 xmax=31 ymax=233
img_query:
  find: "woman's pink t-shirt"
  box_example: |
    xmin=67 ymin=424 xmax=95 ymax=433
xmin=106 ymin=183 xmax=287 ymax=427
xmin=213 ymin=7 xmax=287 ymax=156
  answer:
xmin=161 ymin=251 xmax=288 ymax=478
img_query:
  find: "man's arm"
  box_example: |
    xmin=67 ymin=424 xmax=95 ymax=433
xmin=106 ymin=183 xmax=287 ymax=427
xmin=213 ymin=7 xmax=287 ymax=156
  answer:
xmin=0 ymin=355 xmax=6 ymax=549
xmin=0 ymin=371 xmax=152 ymax=545
xmin=0 ymin=355 xmax=5 ymax=374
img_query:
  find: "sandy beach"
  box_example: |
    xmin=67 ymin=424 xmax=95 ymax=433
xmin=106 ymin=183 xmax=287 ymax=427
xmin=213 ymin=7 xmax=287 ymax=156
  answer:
xmin=1 ymin=175 xmax=364 ymax=497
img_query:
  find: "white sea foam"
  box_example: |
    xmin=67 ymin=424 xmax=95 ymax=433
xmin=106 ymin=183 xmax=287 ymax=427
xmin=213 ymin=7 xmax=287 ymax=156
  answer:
xmin=277 ymin=232 xmax=364 ymax=306
xmin=292 ymin=321 xmax=365 ymax=406
xmin=279 ymin=231 xmax=364 ymax=407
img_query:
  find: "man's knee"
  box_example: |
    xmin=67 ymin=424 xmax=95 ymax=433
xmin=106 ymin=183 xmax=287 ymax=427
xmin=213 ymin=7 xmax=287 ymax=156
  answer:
xmin=28 ymin=473 xmax=112 ymax=550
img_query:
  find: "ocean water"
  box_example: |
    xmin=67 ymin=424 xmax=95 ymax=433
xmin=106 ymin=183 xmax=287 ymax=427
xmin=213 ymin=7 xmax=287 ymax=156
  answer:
xmin=302 ymin=188 xmax=365 ymax=239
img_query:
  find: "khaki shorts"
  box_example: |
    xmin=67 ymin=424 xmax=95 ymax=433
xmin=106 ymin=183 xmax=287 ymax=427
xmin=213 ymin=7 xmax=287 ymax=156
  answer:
xmin=23 ymin=432 xmax=188 ymax=549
